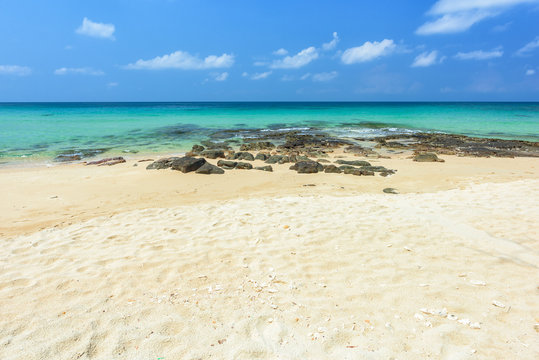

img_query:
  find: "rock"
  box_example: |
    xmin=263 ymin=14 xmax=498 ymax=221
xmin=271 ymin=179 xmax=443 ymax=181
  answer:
xmin=54 ymin=148 xmax=110 ymax=162
xmin=255 ymin=165 xmax=273 ymax=172
xmin=317 ymin=159 xmax=330 ymax=163
xmin=146 ymin=157 xmax=181 ymax=170
xmin=233 ymin=152 xmax=255 ymax=161
xmin=323 ymin=165 xmax=342 ymax=173
xmin=383 ymin=188 xmax=399 ymax=194
xmin=240 ymin=141 xmax=275 ymax=151
xmin=295 ymin=155 xmax=310 ymax=162
xmin=236 ymin=162 xmax=253 ymax=170
xmin=265 ymin=155 xmax=285 ymax=164
xmin=200 ymin=149 xmax=225 ymax=159
xmin=85 ymin=157 xmax=126 ymax=166
xmin=343 ymin=167 xmax=375 ymax=176
xmin=361 ymin=166 xmax=396 ymax=175
xmin=170 ymin=157 xmax=206 ymax=173
xmin=335 ymin=160 xmax=372 ymax=167
xmin=217 ymin=160 xmax=237 ymax=169
xmin=195 ymin=163 xmax=225 ymax=174
xmin=289 ymin=161 xmax=324 ymax=174
xmin=255 ymin=153 xmax=270 ymax=161
xmin=191 ymin=144 xmax=205 ymax=154
xmin=200 ymin=140 xmax=231 ymax=150
xmin=278 ymin=155 xmax=290 ymax=164
xmin=413 ymin=153 xmax=444 ymax=162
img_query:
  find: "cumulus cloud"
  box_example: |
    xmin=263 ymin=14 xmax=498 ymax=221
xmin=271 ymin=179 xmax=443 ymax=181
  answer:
xmin=341 ymin=39 xmax=396 ymax=64
xmin=54 ymin=67 xmax=105 ymax=76
xmin=125 ymin=51 xmax=234 ymax=70
xmin=273 ymin=48 xmax=288 ymax=56
xmin=0 ymin=65 xmax=31 ymax=76
xmin=526 ymin=69 xmax=536 ymax=75
xmin=215 ymin=72 xmax=229 ymax=81
xmin=76 ymin=17 xmax=115 ymax=39
xmin=454 ymin=48 xmax=503 ymax=60
xmin=251 ymin=71 xmax=272 ymax=80
xmin=516 ymin=37 xmax=539 ymax=56
xmin=416 ymin=0 xmax=539 ymax=35
xmin=322 ymin=32 xmax=339 ymax=51
xmin=270 ymin=47 xmax=319 ymax=69
xmin=312 ymin=71 xmax=338 ymax=82
xmin=411 ymin=51 xmax=441 ymax=67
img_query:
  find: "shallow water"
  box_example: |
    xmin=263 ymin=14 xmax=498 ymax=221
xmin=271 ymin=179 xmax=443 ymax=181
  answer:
xmin=1 ymin=102 xmax=538 ymax=164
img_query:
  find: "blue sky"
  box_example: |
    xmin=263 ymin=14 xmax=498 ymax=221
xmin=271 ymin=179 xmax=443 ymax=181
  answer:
xmin=0 ymin=0 xmax=538 ymax=101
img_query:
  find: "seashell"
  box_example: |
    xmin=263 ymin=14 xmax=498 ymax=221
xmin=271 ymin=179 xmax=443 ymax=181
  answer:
xmin=414 ymin=313 xmax=425 ymax=321
xmin=268 ymin=318 xmax=273 ymax=323
xmin=470 ymin=322 xmax=481 ymax=329
xmin=436 ymin=308 xmax=448 ymax=317
xmin=458 ymin=318 xmax=471 ymax=326
xmin=447 ymin=314 xmax=458 ymax=321
xmin=424 ymin=321 xmax=432 ymax=328
xmin=492 ymin=300 xmax=505 ymax=308
xmin=270 ymin=304 xmax=278 ymax=309
xmin=404 ymin=246 xmax=412 ymax=251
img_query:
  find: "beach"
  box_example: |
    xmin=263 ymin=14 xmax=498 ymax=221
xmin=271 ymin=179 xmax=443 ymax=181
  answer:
xmin=1 ymin=149 xmax=538 ymax=359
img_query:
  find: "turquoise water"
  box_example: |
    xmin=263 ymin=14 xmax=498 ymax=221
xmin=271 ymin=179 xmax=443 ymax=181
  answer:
xmin=0 ymin=102 xmax=538 ymax=164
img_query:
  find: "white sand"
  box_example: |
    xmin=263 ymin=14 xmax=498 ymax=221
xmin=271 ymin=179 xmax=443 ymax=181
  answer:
xmin=1 ymin=179 xmax=538 ymax=359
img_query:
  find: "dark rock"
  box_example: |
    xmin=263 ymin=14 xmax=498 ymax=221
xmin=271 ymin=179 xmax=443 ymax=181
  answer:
xmin=217 ymin=160 xmax=237 ymax=169
xmin=413 ymin=153 xmax=445 ymax=162
xmin=265 ymin=155 xmax=285 ymax=164
xmin=278 ymin=155 xmax=290 ymax=164
xmin=138 ymin=159 xmax=154 ymax=162
xmin=200 ymin=140 xmax=231 ymax=150
xmin=191 ymin=144 xmax=205 ymax=154
xmin=255 ymin=165 xmax=273 ymax=172
xmin=146 ymin=157 xmax=181 ymax=170
xmin=240 ymin=141 xmax=276 ymax=151
xmin=289 ymin=161 xmax=324 ymax=174
xmin=255 ymin=153 xmax=270 ymax=161
xmin=360 ymin=166 xmax=396 ymax=175
xmin=336 ymin=160 xmax=372 ymax=167
xmin=170 ymin=157 xmax=206 ymax=173
xmin=236 ymin=162 xmax=253 ymax=170
xmin=343 ymin=168 xmax=375 ymax=176
xmin=195 ymin=163 xmax=225 ymax=174
xmin=233 ymin=152 xmax=255 ymax=161
xmin=317 ymin=159 xmax=330 ymax=163
xmin=383 ymin=188 xmax=399 ymax=194
xmin=200 ymin=149 xmax=226 ymax=159
xmin=54 ymin=148 xmax=110 ymax=162
xmin=323 ymin=165 xmax=342 ymax=174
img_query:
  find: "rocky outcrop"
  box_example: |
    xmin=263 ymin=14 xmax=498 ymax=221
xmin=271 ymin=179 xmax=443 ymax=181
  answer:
xmin=233 ymin=152 xmax=255 ymax=161
xmin=255 ymin=153 xmax=270 ymax=161
xmin=146 ymin=157 xmax=181 ymax=170
xmin=236 ymin=162 xmax=253 ymax=170
xmin=323 ymin=165 xmax=342 ymax=173
xmin=343 ymin=168 xmax=375 ymax=176
xmin=240 ymin=141 xmax=275 ymax=151
xmin=265 ymin=155 xmax=290 ymax=164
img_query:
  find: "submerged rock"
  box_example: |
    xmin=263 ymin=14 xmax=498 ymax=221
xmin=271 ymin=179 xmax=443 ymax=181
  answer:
xmin=191 ymin=144 xmax=205 ymax=154
xmin=195 ymin=162 xmax=225 ymax=174
xmin=240 ymin=141 xmax=275 ymax=151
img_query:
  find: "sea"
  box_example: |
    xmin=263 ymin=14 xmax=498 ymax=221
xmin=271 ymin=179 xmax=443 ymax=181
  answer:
xmin=1 ymin=102 xmax=538 ymax=165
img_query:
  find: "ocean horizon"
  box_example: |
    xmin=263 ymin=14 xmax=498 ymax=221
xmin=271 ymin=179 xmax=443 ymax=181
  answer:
xmin=1 ymin=101 xmax=538 ymax=165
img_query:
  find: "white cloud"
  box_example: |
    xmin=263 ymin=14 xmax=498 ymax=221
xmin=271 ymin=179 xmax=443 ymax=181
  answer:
xmin=76 ymin=17 xmax=115 ymax=39
xmin=526 ymin=69 xmax=536 ymax=75
xmin=492 ymin=21 xmax=512 ymax=32
xmin=107 ymin=82 xmax=119 ymax=87
xmin=411 ymin=51 xmax=441 ymax=67
xmin=0 ymin=65 xmax=31 ymax=76
xmin=241 ymin=72 xmax=249 ymax=77
xmin=516 ymin=37 xmax=539 ymax=56
xmin=125 ymin=51 xmax=234 ymax=70
xmin=251 ymin=71 xmax=272 ymax=80
xmin=300 ymin=73 xmax=311 ymax=80
xmin=312 ymin=71 xmax=338 ymax=82
xmin=322 ymin=32 xmax=339 ymax=51
xmin=273 ymin=48 xmax=288 ymax=56
xmin=215 ymin=72 xmax=229 ymax=81
xmin=416 ymin=0 xmax=539 ymax=35
xmin=281 ymin=74 xmax=294 ymax=81
xmin=270 ymin=47 xmax=319 ymax=69
xmin=54 ymin=67 xmax=104 ymax=76
xmin=341 ymin=39 xmax=396 ymax=64
xmin=455 ymin=48 xmax=503 ymax=60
